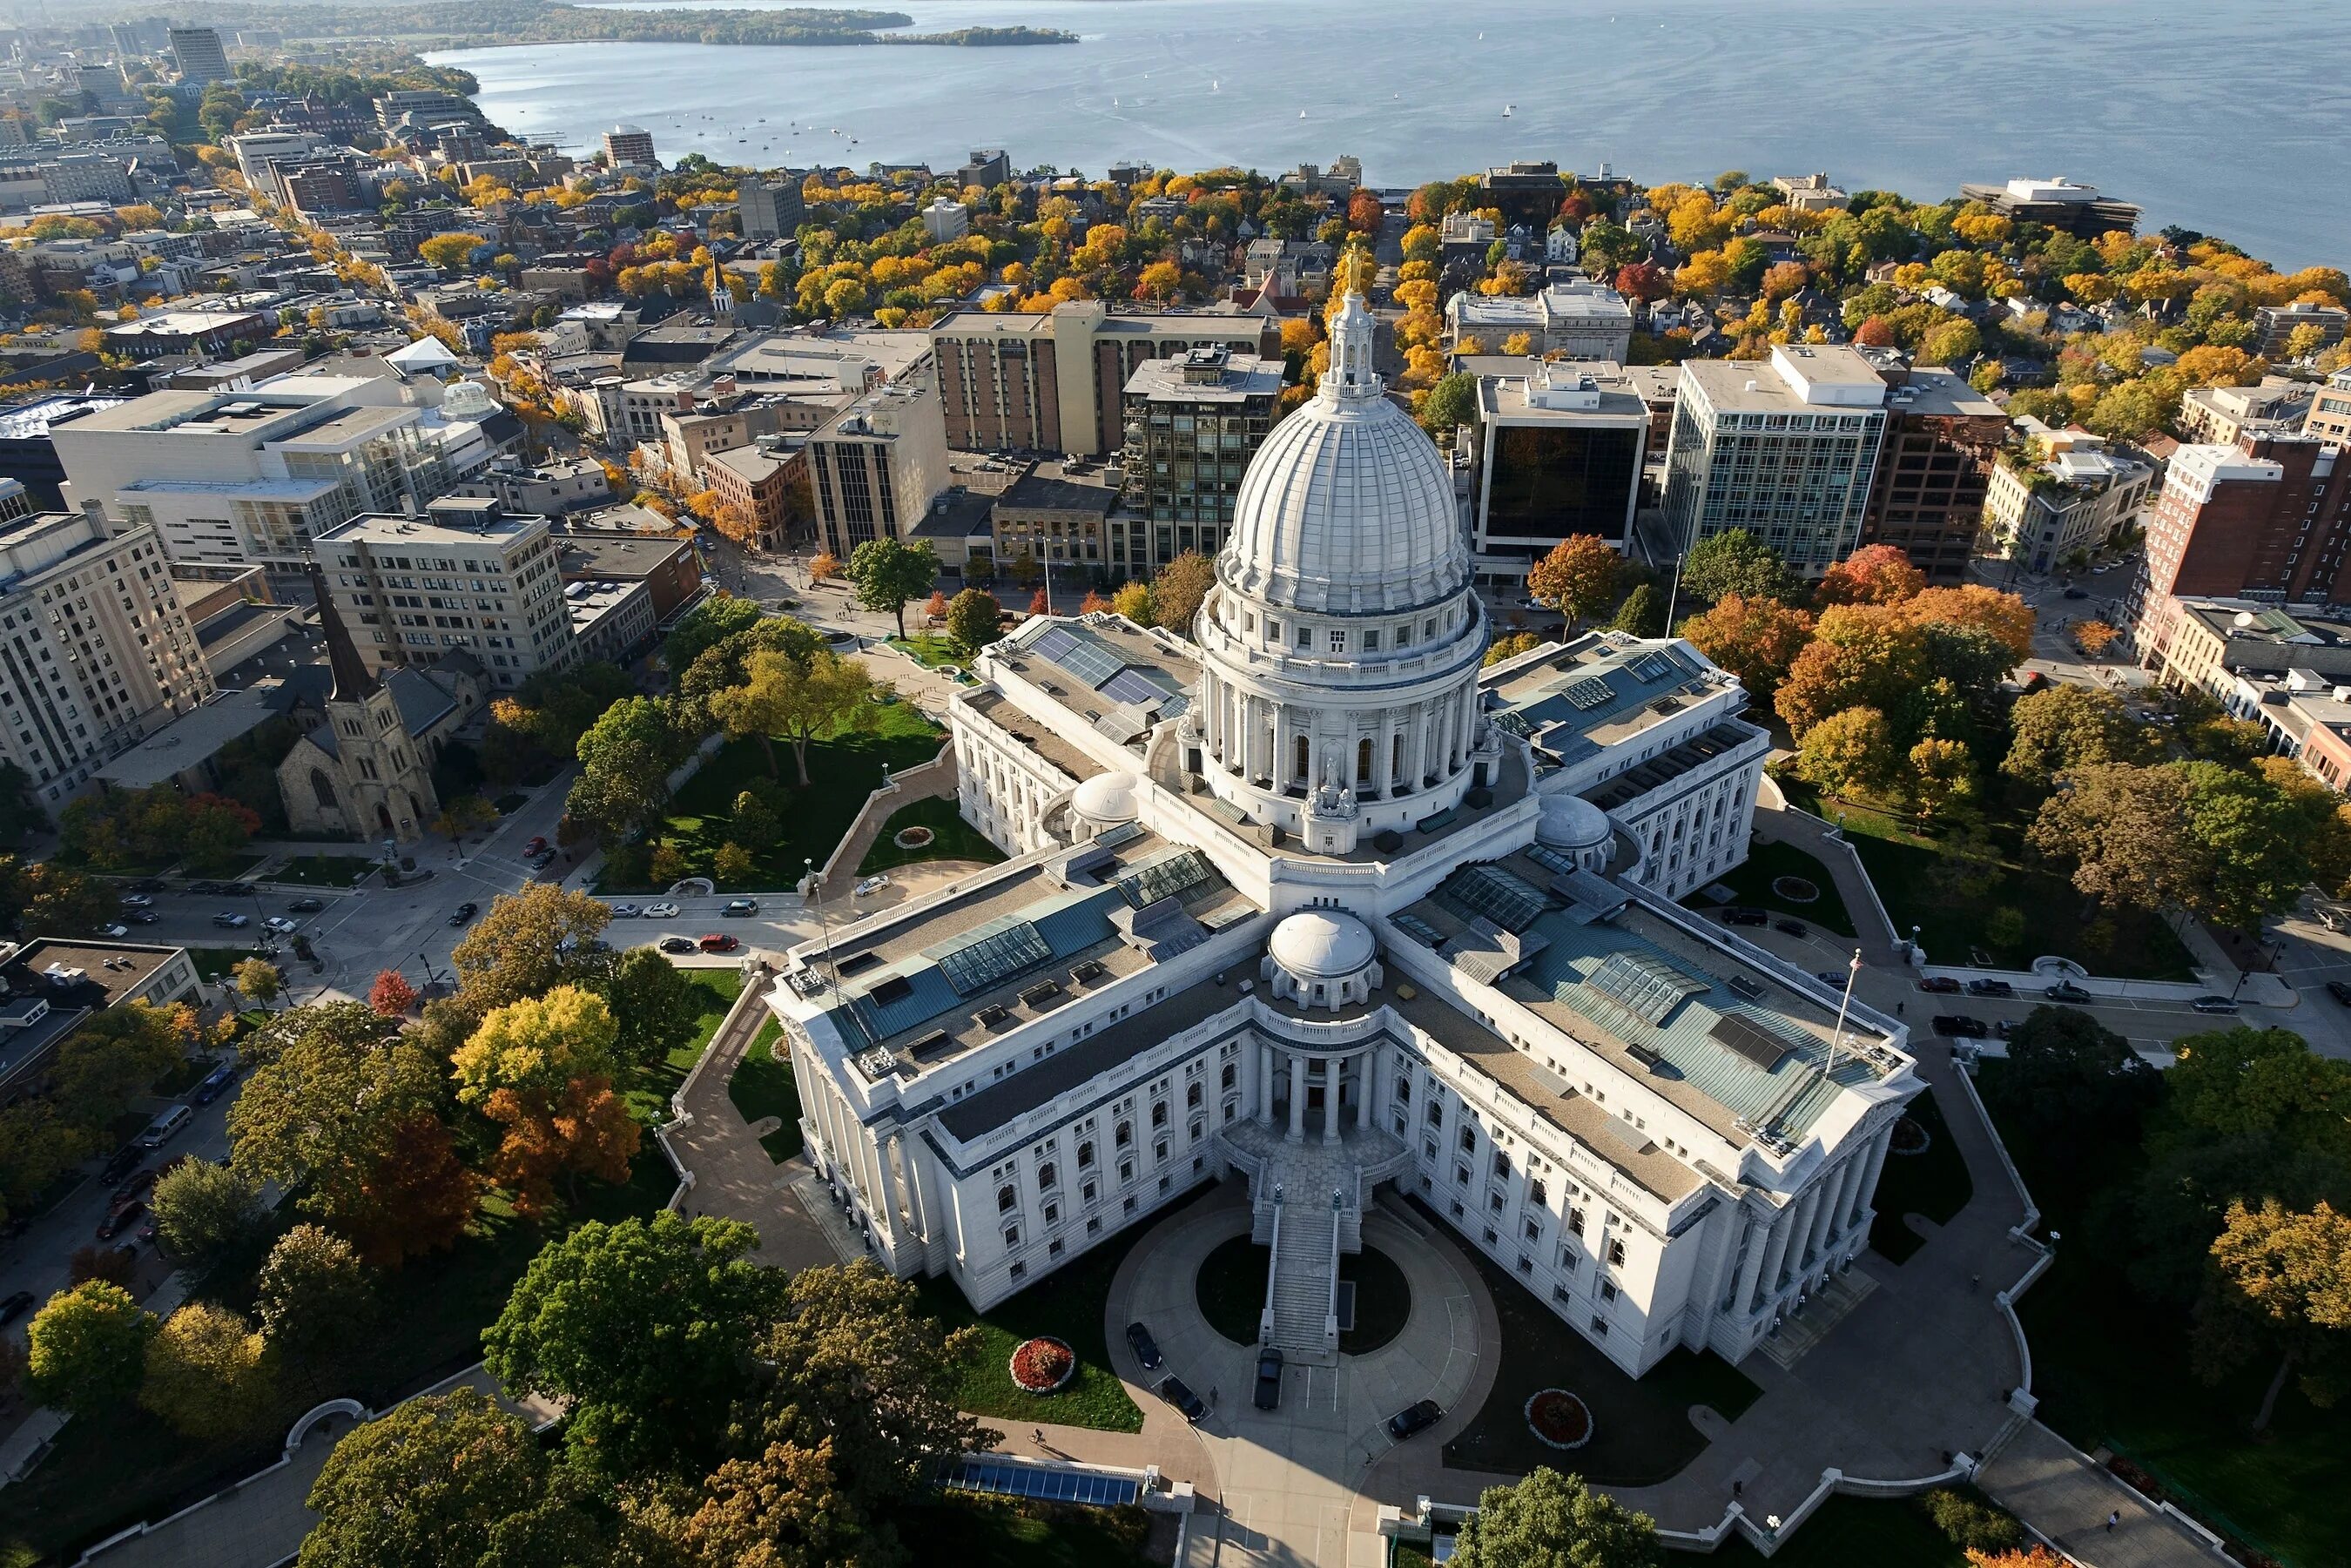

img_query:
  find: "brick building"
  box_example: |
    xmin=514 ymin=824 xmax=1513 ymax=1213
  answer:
xmin=2142 ymin=434 xmax=2351 ymax=604
xmin=1856 ymin=367 xmax=2006 ymax=583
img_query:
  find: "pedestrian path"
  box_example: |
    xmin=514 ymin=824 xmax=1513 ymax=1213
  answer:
xmin=1979 ymin=1420 xmax=2224 ymax=1567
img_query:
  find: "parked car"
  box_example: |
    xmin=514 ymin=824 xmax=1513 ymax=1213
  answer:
xmin=97 ymin=1201 xmax=144 ymax=1240
xmin=645 ymin=901 xmax=681 ymax=919
xmin=659 ymin=936 xmax=697 ymax=954
xmin=2045 ymin=982 xmax=2093 ymax=1003
xmin=1723 ymin=907 xmax=1768 ymax=927
xmin=723 ymin=898 xmax=759 ymax=918
xmin=448 ymin=902 xmax=480 ymax=926
xmin=118 ymin=893 xmax=152 ymax=909
xmin=2190 ymin=994 xmax=2240 ymax=1014
xmin=1124 ymin=1321 xmax=1162 ymax=1372
xmin=98 ymin=1146 xmax=142 ymax=1184
xmin=609 ymin=902 xmax=643 ymax=919
xmin=1157 ymin=1375 xmax=1209 ymax=1424
xmin=263 ymin=916 xmax=299 ymax=934
xmin=1992 ymin=1018 xmax=2020 ymax=1041
xmin=1965 ymin=978 xmax=2015 ymax=998
xmin=185 ymin=880 xmax=226 ymax=896
xmin=1386 ymin=1399 xmax=1443 ymax=1440
xmin=286 ymin=897 xmax=325 ymax=912
xmin=853 ymin=875 xmax=891 ymax=898
xmin=111 ymin=1168 xmax=158 ymax=1207
xmin=135 ymin=1104 xmax=193 ymax=1150
xmin=1916 ymin=976 xmax=1962 ymax=994
xmin=2062 ymin=586 xmax=2090 ymax=600
xmin=2327 ymin=980 xmax=2351 ymax=1006
xmin=126 ymin=878 xmax=165 ymax=894
xmin=99 ymin=923 xmax=129 ymax=939
xmin=1931 ymin=1014 xmax=1989 ymax=1038
xmin=697 ymin=933 xmax=739 ymax=953
xmin=0 ymin=1290 xmax=33 ymax=1325
xmin=192 ymin=1060 xmax=239 ymax=1105
xmin=128 ymin=911 xmax=158 ymax=925
xmin=1774 ymin=919 xmax=1809 ymax=938
xmin=211 ymin=912 xmax=248 ymax=929
xmin=524 ymin=836 xmax=549 ymax=856
xmin=1254 ymin=1347 xmax=1285 ymax=1411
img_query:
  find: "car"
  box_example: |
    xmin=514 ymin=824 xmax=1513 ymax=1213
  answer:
xmin=723 ymin=898 xmax=759 ymax=917
xmin=98 ymin=1146 xmax=142 ymax=1184
xmin=211 ymin=912 xmax=249 ymax=929
xmin=1124 ymin=1321 xmax=1162 ymax=1372
xmin=1722 ymin=907 xmax=1768 ymax=927
xmin=659 ymin=936 xmax=697 ymax=954
xmin=2062 ymin=586 xmax=2091 ymax=600
xmin=2045 ymin=981 xmax=2093 ymax=1003
xmin=2190 ymin=994 xmax=2240 ymax=1014
xmin=527 ymin=849 xmax=558 ymax=871
xmin=1254 ymin=1347 xmax=1285 ymax=1411
xmin=645 ymin=901 xmax=681 ymax=919
xmin=0 ymin=1290 xmax=33 ymax=1325
xmin=2327 ymin=980 xmax=2351 ymax=1006
xmin=1917 ymin=976 xmax=1962 ymax=994
xmin=853 ymin=874 xmax=891 ymax=898
xmin=1157 ymin=1375 xmax=1209 ymax=1423
xmin=1992 ymin=1017 xmax=2020 ymax=1041
xmin=99 ymin=923 xmax=129 ymax=939
xmin=609 ymin=902 xmax=643 ymax=918
xmin=448 ymin=902 xmax=480 ymax=927
xmin=192 ymin=1060 xmax=239 ymax=1105
xmin=118 ymin=893 xmax=152 ymax=909
xmin=263 ymin=916 xmax=298 ymax=934
xmin=524 ymin=835 xmax=549 ymax=856
xmin=1775 ymin=918 xmax=1808 ymax=938
xmin=286 ymin=897 xmax=325 ymax=912
xmin=1931 ymin=1014 xmax=1989 ymax=1038
xmin=111 ymin=1168 xmax=158 ymax=1207
xmin=697 ymin=933 xmax=740 ymax=953
xmin=129 ymin=911 xmax=158 ymax=924
xmin=1965 ymin=978 xmax=2016 ymax=998
xmin=126 ymin=878 xmax=165 ymax=894
xmin=2091 ymin=563 xmax=2111 ymax=574
xmin=185 ymin=879 xmax=225 ymax=896
xmin=1386 ymin=1399 xmax=1443 ymax=1441
xmin=97 ymin=1201 xmax=144 ymax=1241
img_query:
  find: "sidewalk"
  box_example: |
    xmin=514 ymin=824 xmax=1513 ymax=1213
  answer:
xmin=1979 ymin=1421 xmax=2224 ymax=1568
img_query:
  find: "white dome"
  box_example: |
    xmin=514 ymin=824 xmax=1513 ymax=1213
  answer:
xmin=1222 ymin=294 xmax=1468 ymax=615
xmin=1536 ymin=791 xmax=1612 ymax=851
xmin=1071 ymin=770 xmax=1142 ymax=825
xmin=1269 ymin=909 xmax=1377 ymax=979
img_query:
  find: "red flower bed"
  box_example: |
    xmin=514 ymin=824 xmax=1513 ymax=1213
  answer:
xmin=1524 ymin=1388 xmax=1593 ymax=1450
xmin=1008 ymin=1336 xmax=1075 ymax=1393
xmin=1890 ymin=1115 xmax=1930 ymax=1156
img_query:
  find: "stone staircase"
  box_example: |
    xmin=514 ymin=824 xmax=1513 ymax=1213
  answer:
xmin=1269 ymin=1193 xmax=1337 ymax=1365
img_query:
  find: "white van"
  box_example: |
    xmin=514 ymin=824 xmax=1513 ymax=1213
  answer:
xmin=135 ymin=1104 xmax=192 ymax=1150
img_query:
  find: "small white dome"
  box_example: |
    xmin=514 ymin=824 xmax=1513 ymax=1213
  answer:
xmin=1536 ymin=791 xmax=1611 ymax=851
xmin=1072 ymin=770 xmax=1142 ymax=825
xmin=1269 ymin=909 xmax=1377 ymax=979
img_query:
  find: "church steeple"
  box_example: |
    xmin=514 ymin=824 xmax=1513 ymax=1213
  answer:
xmin=307 ymin=561 xmax=379 ymax=703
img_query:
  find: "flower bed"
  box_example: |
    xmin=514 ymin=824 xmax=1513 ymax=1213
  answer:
xmin=893 ymin=824 xmax=936 ymax=851
xmin=1770 ymin=875 xmax=1822 ymax=904
xmin=1008 ymin=1336 xmax=1076 ymax=1394
xmin=1524 ymin=1388 xmax=1593 ymax=1450
xmin=1889 ymin=1114 xmax=1931 ymax=1157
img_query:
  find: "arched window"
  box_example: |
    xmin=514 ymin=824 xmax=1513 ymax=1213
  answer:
xmin=1357 ymin=737 xmax=1371 ymax=784
xmin=1294 ymin=733 xmax=1309 ymax=783
xmin=308 ymin=768 xmax=337 ymax=809
xmin=1076 ymin=1141 xmax=1095 ymax=1169
xmin=996 ymin=1184 xmax=1017 ymax=1214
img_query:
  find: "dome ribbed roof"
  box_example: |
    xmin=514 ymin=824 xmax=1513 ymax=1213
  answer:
xmin=1269 ymin=909 xmax=1377 ymax=979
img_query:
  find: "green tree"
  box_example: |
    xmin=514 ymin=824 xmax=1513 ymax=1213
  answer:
xmin=2198 ymin=1197 xmax=2351 ymax=1431
xmin=711 ymin=649 xmax=879 ymax=788
xmin=1681 ymin=528 xmax=1794 ymax=604
xmin=26 ymin=1281 xmax=154 ymax=1415
xmin=485 ymin=1212 xmax=787 ymax=1481
xmin=1920 ymin=319 xmax=1983 ymax=367
xmin=661 ymin=596 xmax=764 ymax=684
xmin=1418 ymin=371 xmax=1479 ymax=436
xmin=232 ymin=957 xmax=284 ymax=1010
xmin=256 ymin=1223 xmax=374 ymax=1381
xmin=1609 ymin=582 xmax=1665 ymax=638
xmin=1980 ymin=1006 xmax=2158 ymax=1178
xmin=449 ymin=883 xmax=617 ymax=1013
xmin=598 ymin=946 xmax=708 ymax=1072
xmin=1452 ymin=1466 xmax=1661 ymax=1568
xmin=149 ymin=1157 xmax=265 ymax=1275
xmin=1152 ymin=550 xmax=1217 ymax=636
xmin=140 ymin=1302 xmax=278 ymax=1440
xmin=946 ymin=587 xmax=1002 ymax=656
xmin=1906 ymin=736 xmax=1977 ymax=825
xmin=1525 ymin=535 xmax=1620 ymax=629
xmin=1795 ymin=706 xmax=1897 ymax=798
xmin=0 ymin=856 xmax=114 ymax=938
xmin=844 ymin=537 xmax=940 ymax=637
xmin=0 ymin=760 xmax=47 ymax=847
xmin=300 ymin=1388 xmax=550 ymax=1568
xmin=2002 ymin=685 xmax=2152 ymax=792
xmin=568 ymin=696 xmax=687 ymax=842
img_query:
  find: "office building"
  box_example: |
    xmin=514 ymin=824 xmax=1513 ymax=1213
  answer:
xmin=990 ymin=461 xmax=1115 ymax=578
xmin=602 ymin=124 xmax=657 ymax=171
xmin=167 ymin=26 xmax=231 ymax=85
xmin=765 ymin=290 xmax=1914 ymax=1385
xmin=921 ymin=198 xmax=969 ymax=243
xmin=2130 ymin=597 xmax=2351 ymax=705
xmin=1465 ymin=360 xmax=1648 ymax=582
xmin=1660 ymin=346 xmax=1889 ymax=575
xmin=0 ymin=394 xmax=130 ymax=508
xmin=958 ymin=148 xmax=1010 ymax=190
xmin=2176 ymin=376 xmax=2315 ymax=447
xmin=1115 ymin=346 xmax=1281 ymax=575
xmin=555 ymin=525 xmax=705 ymax=623
xmin=1856 ymin=366 xmax=2006 ymax=584
xmin=100 ymin=309 xmax=273 ymax=361
xmin=314 ymin=499 xmax=577 ymax=690
xmin=2140 ymin=434 xmax=2351 ymax=604
xmin=0 ymin=510 xmax=213 ymax=805
xmin=1446 ymin=281 xmax=1635 ymax=362
xmin=1956 ymin=177 xmax=2139 ymax=238
xmin=738 ymin=176 xmax=805 ymax=242
xmin=701 ymin=442 xmax=804 ymax=550
xmin=1980 ymin=422 xmax=2153 ymax=575
xmin=807 ymin=371 xmax=950 ymax=560
xmin=0 ymin=939 xmax=201 ymax=1099
xmin=930 ymin=301 xmax=1279 ymax=456
xmin=2255 ymin=301 xmax=2348 ymax=360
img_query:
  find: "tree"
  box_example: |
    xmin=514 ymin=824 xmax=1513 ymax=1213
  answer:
xmin=1451 ymin=1466 xmax=1661 ymax=1568
xmin=1526 ymin=535 xmax=1620 ymax=629
xmin=1111 ymin=580 xmax=1155 ymax=623
xmin=663 ymin=596 xmax=764 ymax=682
xmin=140 ymin=1302 xmax=277 ymax=1440
xmin=150 ymin=1158 xmax=264 ymax=1275
xmin=1921 ymin=319 xmax=1983 ymax=367
xmin=713 ymin=842 xmax=753 ymax=884
xmin=0 ymin=856 xmax=114 ymax=938
xmin=843 ymin=538 xmax=940 ymax=637
xmin=2002 ymin=686 xmax=2151 ymax=792
xmin=1908 ymin=737 xmax=1977 ymax=825
xmin=2026 ymin=762 xmax=2197 ymax=915
xmin=456 ymin=986 xmax=638 ymax=1217
xmin=417 ymin=232 xmax=488 ymax=273
xmin=1485 ymin=631 xmax=1542 ymax=668
xmin=711 ymin=649 xmax=879 ymax=789
xmin=68 ymin=1244 xmax=137 ymax=1289
xmin=946 ymin=587 xmax=1001 ymax=656
xmin=2073 ymin=618 xmax=2120 ymax=656
xmin=1418 ymin=371 xmax=1479 ymax=436
xmin=922 ymin=589 xmax=949 ymax=623
xmin=485 ymin=1213 xmax=786 ymax=1481
xmin=26 ymin=1282 xmax=153 ymax=1415
xmin=451 ymin=884 xmax=616 ymax=1014
xmin=1610 ymin=582 xmax=1664 ymax=638
xmin=1153 ymin=550 xmax=1216 ymax=636
xmin=369 ymin=969 xmax=420 ymax=1018
xmin=569 ymin=695 xmax=688 ymax=844
xmin=598 ymin=946 xmax=706 ymax=1072
xmin=1813 ymin=544 xmax=1924 ymax=607
xmin=300 ymin=1388 xmax=551 ymax=1568
xmin=1681 ymin=528 xmax=1794 ymax=604
xmin=1675 ymin=594 xmax=1815 ymax=703
xmin=2199 ymin=1198 xmax=2351 ymax=1431
xmin=807 ymin=551 xmax=840 ymax=582
xmin=1795 ymin=707 xmax=1897 ymax=798
xmin=0 ymin=760 xmax=46 ymax=848
xmin=453 ymin=985 xmax=619 ymax=1107
xmin=1905 ymin=585 xmax=2034 ymax=663
xmin=256 ymin=1224 xmax=374 ymax=1382
xmin=1980 ymin=1006 xmax=2158 ymax=1174
xmin=232 ymin=957 xmax=284 ymax=1010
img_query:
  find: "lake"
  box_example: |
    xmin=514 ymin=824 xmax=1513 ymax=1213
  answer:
xmin=430 ymin=0 xmax=2351 ymax=269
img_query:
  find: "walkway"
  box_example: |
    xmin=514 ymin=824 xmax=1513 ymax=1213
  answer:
xmin=1751 ymin=786 xmax=1904 ymax=966
xmin=1979 ymin=1421 xmax=2226 ymax=1568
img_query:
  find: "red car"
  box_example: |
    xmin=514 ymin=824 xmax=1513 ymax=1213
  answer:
xmin=697 ymin=933 xmax=739 ymax=953
xmin=524 ymin=835 xmax=549 ymax=856
xmin=1916 ymin=977 xmax=1962 ymax=994
xmin=98 ymin=1200 xmax=144 ymax=1240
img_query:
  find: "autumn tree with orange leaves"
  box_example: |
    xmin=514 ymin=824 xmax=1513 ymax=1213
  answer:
xmin=453 ymin=986 xmax=641 ymax=1218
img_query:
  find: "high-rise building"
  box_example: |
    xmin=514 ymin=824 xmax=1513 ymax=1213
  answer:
xmin=1660 ymin=345 xmax=1889 ymax=575
xmin=956 ymin=148 xmax=1009 ymax=189
xmin=1465 ymin=360 xmax=1649 ymax=582
xmin=602 ymin=124 xmax=657 ymax=171
xmin=929 ymin=301 xmax=1279 ymax=456
xmin=807 ymin=371 xmax=949 ymax=560
xmin=0 ymin=509 xmax=213 ymax=805
xmin=314 ymin=499 xmax=577 ymax=690
xmin=1115 ymin=346 xmax=1281 ymax=575
xmin=737 ymin=176 xmax=805 ymax=242
xmin=2254 ymin=301 xmax=2349 ymax=359
xmin=166 ymin=27 xmax=231 ymax=85
xmin=2140 ymin=433 xmax=2351 ymax=605
xmin=1856 ymin=365 xmax=2007 ymax=584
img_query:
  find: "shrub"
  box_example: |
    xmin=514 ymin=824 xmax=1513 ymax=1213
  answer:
xmin=1925 ymin=1489 xmax=2024 ymax=1554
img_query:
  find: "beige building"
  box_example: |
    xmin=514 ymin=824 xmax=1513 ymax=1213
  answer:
xmin=313 ymin=499 xmax=576 ymax=690
xmin=808 ymin=372 xmax=950 ymax=560
xmin=2307 ymin=369 xmax=2351 ymax=447
xmin=1981 ymin=421 xmax=2154 ymax=574
xmin=2177 ymin=376 xmax=2315 ymax=446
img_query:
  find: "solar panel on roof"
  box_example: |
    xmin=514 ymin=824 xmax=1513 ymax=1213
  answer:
xmin=1562 ymin=676 xmax=1614 ymax=710
xmin=1091 ymin=822 xmax=1144 ymax=851
xmin=1100 ymin=667 xmax=1169 ymax=706
xmin=1627 ymin=650 xmax=1675 ymax=683
xmin=1586 ymin=951 xmax=1709 ymax=1025
xmin=1522 ymin=844 xmax=1581 ymax=878
xmin=1116 ymin=848 xmax=1212 ymax=908
xmin=1713 ymin=1014 xmax=1797 ymax=1070
xmin=1032 ymin=624 xmax=1126 ymax=688
xmin=935 ymin=920 xmax=1051 ymax=996
xmin=945 ymin=1457 xmax=1140 ymax=1506
xmin=1437 ymin=863 xmax=1552 ymax=932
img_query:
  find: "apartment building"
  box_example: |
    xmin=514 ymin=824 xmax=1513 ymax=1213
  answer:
xmin=1856 ymin=366 xmax=2005 ymax=583
xmin=0 ymin=510 xmax=213 ymax=804
xmin=2306 ymin=368 xmax=2351 ymax=447
xmin=1115 ymin=346 xmax=1281 ymax=575
xmin=2141 ymin=434 xmax=2351 ymax=603
xmin=167 ymin=26 xmax=231 ymax=84
xmin=314 ymin=499 xmax=577 ymax=689
xmin=701 ymin=442 xmax=804 ymax=549
xmin=738 ymin=176 xmax=805 ymax=242
xmin=602 ymin=124 xmax=657 ymax=171
xmin=1445 ymin=281 xmax=1636 ymax=362
xmin=928 ymin=301 xmax=1278 ymax=456
xmin=807 ymin=372 xmax=950 ymax=560
xmin=2255 ymin=301 xmax=2349 ymax=359
xmin=2177 ymin=376 xmax=2315 ymax=445
xmin=1982 ymin=425 xmax=2154 ymax=575
xmin=1465 ymin=360 xmax=1649 ymax=582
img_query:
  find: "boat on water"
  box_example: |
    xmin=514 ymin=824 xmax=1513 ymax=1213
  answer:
xmin=1503 ymin=104 xmax=1514 ymax=117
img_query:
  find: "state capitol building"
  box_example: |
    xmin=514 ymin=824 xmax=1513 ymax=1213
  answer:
xmin=764 ymin=292 xmax=1922 ymax=1378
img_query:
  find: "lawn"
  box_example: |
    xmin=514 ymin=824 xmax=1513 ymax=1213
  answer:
xmin=918 ymin=1180 xmax=1218 ymax=1435
xmin=857 ymin=795 xmax=1007 ymax=876
xmin=1977 ymin=1060 xmax=2348 ymax=1567
xmin=726 ymin=1017 xmax=803 ymax=1161
xmin=1710 ymin=1494 xmax=1968 ymax=1566
xmin=265 ymin=853 xmax=377 ymax=888
xmin=1685 ymin=838 xmax=1856 ymax=938
xmin=1195 ymin=1236 xmax=1413 ymax=1356
xmin=1776 ymin=777 xmax=2195 ymax=980
xmin=1865 ymin=1088 xmax=1973 ymax=1264
xmin=902 ymin=1492 xmax=1156 ymax=1568
xmin=189 ymin=944 xmax=269 ymax=983
xmin=887 ymin=632 xmax=968 ymax=670
xmin=618 ymin=966 xmax=745 ymax=1125
xmin=605 ymin=703 xmax=947 ymax=893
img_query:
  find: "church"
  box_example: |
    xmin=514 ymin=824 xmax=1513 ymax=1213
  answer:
xmin=762 ymin=287 xmax=1920 ymax=1378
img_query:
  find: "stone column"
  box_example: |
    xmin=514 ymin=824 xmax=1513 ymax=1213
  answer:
xmin=1287 ymin=1053 xmax=1306 ymax=1141
xmin=1751 ymin=1202 xmax=1796 ymax=1312
xmin=1786 ymin=1187 xmax=1823 ymax=1273
xmin=1827 ymin=1154 xmax=1868 ymax=1242
xmin=1356 ymin=1053 xmax=1374 ymax=1130
xmin=1322 ymin=1058 xmax=1342 ymax=1144
xmin=1728 ymin=1208 xmax=1769 ymax=1316
xmin=1853 ymin=1123 xmax=1895 ymax=1228
xmin=1256 ymin=1041 xmax=1276 ymax=1127
xmin=1801 ymin=1168 xmax=1842 ymax=1266
xmin=1377 ymin=711 xmax=1397 ymax=798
